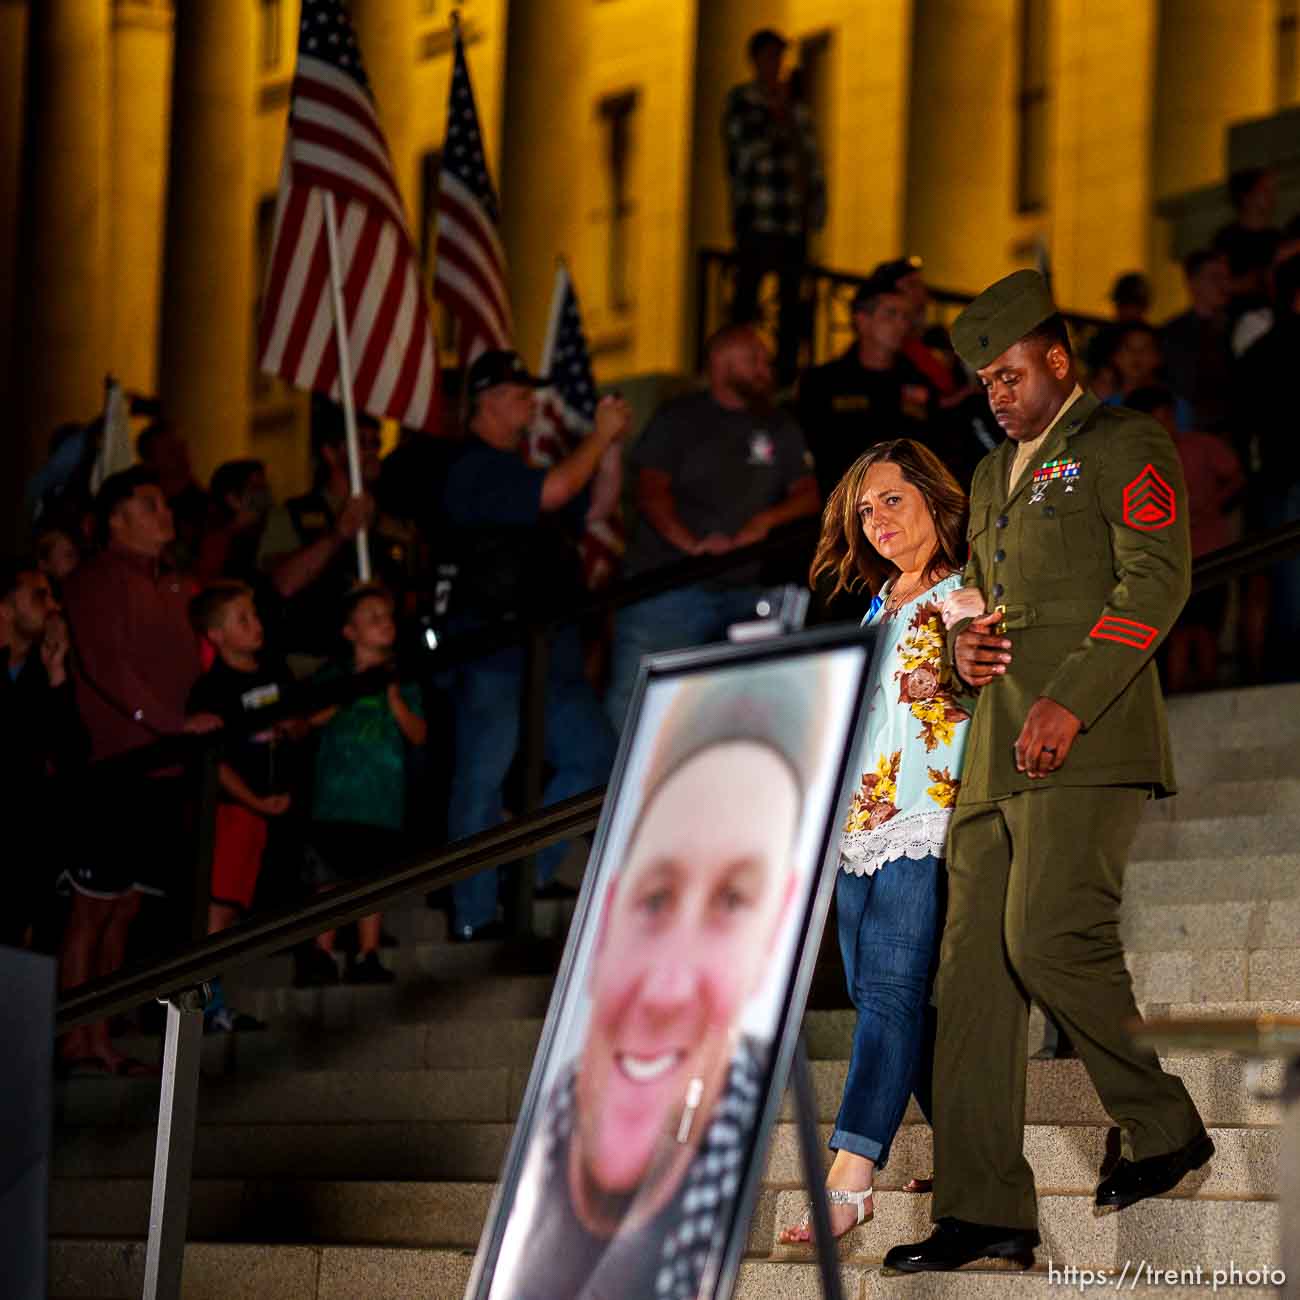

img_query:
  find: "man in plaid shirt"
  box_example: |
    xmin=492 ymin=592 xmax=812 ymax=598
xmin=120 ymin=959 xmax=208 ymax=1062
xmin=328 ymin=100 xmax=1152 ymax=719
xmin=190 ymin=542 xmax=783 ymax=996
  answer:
xmin=724 ymin=28 xmax=827 ymax=385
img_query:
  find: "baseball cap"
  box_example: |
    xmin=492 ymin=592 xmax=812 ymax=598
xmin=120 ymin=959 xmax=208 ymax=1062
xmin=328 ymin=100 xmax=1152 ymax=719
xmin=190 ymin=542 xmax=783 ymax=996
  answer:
xmin=851 ymin=268 xmax=911 ymax=312
xmin=873 ymin=255 xmax=924 ymax=285
xmin=466 ymin=350 xmax=547 ymax=398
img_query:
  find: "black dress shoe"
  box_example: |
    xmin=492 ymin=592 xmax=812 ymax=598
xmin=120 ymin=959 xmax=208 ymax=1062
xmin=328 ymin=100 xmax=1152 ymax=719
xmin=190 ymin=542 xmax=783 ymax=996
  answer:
xmin=881 ymin=1218 xmax=1040 ymax=1274
xmin=1094 ymin=1131 xmax=1214 ymax=1210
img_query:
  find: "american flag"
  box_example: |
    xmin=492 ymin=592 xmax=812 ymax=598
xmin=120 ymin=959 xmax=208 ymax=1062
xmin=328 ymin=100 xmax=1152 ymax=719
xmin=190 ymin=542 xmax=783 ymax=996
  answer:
xmin=257 ymin=0 xmax=438 ymax=432
xmin=432 ymin=22 xmax=512 ymax=361
xmin=526 ymin=265 xmax=624 ymax=589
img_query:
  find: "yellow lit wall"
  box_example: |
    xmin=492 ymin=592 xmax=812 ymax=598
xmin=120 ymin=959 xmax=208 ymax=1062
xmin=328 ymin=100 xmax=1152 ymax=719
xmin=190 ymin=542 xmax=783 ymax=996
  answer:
xmin=109 ymin=0 xmax=173 ymax=397
xmin=1047 ymin=0 xmax=1158 ymax=316
xmin=2 ymin=0 xmax=1289 ymax=516
xmin=905 ymin=0 xmax=1032 ymax=297
xmin=1148 ymin=0 xmax=1276 ymax=316
xmin=790 ymin=0 xmax=911 ymax=271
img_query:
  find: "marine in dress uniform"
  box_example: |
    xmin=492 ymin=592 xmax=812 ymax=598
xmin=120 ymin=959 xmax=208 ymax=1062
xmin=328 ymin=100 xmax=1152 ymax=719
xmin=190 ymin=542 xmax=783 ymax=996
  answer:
xmin=885 ymin=271 xmax=1212 ymax=1274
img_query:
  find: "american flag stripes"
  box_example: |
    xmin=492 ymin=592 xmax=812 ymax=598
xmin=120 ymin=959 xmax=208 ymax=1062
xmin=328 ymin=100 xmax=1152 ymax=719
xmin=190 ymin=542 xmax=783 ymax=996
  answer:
xmin=526 ymin=265 xmax=624 ymax=589
xmin=432 ymin=21 xmax=513 ymax=361
xmin=258 ymin=0 xmax=438 ymax=432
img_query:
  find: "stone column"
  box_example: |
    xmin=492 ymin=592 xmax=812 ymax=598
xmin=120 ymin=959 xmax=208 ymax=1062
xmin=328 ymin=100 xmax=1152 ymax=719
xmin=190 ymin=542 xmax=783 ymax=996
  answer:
xmin=10 ymin=0 xmax=111 ymax=531
xmin=158 ymin=0 xmax=255 ymax=482
xmin=109 ymin=0 xmax=174 ymax=397
xmin=1153 ymin=0 xmax=1273 ymax=203
xmin=1048 ymin=0 xmax=1158 ymax=314
xmin=0 ymin=0 xmax=29 ymax=407
xmin=349 ymin=0 xmax=418 ymax=216
xmin=499 ymin=0 xmax=588 ymax=361
xmin=905 ymin=0 xmax=1021 ymax=295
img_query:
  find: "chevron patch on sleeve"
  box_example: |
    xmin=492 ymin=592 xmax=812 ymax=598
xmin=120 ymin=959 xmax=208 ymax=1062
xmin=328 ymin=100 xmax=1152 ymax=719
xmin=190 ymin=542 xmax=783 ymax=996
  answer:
xmin=1090 ymin=615 xmax=1160 ymax=650
xmin=1122 ymin=464 xmax=1177 ymax=530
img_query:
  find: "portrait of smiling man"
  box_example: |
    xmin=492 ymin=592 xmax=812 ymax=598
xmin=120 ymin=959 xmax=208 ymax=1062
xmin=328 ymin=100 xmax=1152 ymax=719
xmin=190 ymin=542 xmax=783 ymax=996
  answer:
xmin=884 ymin=270 xmax=1213 ymax=1275
xmin=480 ymin=655 xmax=855 ymax=1300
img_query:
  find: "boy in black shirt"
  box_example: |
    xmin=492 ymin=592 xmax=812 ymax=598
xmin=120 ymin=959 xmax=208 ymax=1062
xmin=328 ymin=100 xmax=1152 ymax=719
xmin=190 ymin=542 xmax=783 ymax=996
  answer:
xmin=188 ymin=581 xmax=298 ymax=1029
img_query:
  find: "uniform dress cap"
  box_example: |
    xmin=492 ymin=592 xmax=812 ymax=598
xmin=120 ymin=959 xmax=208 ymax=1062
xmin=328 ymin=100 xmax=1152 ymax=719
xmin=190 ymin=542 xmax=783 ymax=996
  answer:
xmin=950 ymin=269 xmax=1057 ymax=370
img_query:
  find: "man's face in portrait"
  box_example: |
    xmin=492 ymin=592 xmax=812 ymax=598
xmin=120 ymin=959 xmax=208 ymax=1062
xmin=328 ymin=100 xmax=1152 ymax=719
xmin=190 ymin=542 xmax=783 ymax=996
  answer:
xmin=576 ymin=740 xmax=799 ymax=1199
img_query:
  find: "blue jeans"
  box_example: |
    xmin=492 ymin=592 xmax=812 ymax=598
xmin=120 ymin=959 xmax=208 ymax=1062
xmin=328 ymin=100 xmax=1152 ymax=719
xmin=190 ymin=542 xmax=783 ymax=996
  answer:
xmin=832 ymin=854 xmax=945 ymax=1168
xmin=605 ymin=583 xmax=769 ymax=733
xmin=448 ymin=626 xmax=617 ymax=933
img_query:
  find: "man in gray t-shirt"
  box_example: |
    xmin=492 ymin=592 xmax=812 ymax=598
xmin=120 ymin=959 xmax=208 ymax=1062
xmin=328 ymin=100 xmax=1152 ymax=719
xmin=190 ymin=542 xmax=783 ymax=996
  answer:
xmin=607 ymin=324 xmax=820 ymax=729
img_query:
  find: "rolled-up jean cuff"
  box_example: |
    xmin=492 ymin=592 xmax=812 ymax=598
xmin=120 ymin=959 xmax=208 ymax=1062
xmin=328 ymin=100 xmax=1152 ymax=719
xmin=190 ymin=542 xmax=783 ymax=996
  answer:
xmin=830 ymin=1128 xmax=884 ymax=1165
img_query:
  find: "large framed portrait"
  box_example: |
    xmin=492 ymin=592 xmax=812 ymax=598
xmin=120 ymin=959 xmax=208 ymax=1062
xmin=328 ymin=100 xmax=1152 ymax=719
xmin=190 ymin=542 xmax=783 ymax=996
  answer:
xmin=464 ymin=625 xmax=877 ymax=1300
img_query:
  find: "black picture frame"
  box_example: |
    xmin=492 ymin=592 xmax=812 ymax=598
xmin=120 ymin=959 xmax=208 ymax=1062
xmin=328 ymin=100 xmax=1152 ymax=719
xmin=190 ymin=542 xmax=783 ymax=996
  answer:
xmin=463 ymin=624 xmax=877 ymax=1300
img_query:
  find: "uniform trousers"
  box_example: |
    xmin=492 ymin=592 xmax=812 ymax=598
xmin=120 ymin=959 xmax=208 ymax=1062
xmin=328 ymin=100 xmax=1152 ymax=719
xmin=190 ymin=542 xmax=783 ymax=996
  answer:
xmin=931 ymin=785 xmax=1205 ymax=1230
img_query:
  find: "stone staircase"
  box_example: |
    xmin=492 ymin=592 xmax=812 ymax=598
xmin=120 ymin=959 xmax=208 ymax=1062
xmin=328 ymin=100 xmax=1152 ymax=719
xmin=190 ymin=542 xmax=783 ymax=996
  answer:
xmin=48 ymin=684 xmax=1300 ymax=1299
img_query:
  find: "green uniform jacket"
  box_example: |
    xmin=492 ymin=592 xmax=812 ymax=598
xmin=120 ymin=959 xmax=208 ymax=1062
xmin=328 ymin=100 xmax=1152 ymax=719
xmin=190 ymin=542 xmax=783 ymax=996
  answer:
xmin=946 ymin=390 xmax=1190 ymax=800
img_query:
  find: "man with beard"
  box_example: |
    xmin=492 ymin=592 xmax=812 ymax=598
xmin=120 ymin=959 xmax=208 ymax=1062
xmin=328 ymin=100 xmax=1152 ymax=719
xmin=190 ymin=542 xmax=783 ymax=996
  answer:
xmin=605 ymin=324 xmax=819 ymax=730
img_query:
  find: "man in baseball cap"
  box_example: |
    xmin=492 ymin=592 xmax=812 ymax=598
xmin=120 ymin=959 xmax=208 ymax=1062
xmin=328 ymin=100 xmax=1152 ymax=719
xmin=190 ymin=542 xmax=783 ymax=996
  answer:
xmin=440 ymin=350 xmax=631 ymax=942
xmin=465 ymin=349 xmax=548 ymax=400
xmin=797 ymin=263 xmax=940 ymax=501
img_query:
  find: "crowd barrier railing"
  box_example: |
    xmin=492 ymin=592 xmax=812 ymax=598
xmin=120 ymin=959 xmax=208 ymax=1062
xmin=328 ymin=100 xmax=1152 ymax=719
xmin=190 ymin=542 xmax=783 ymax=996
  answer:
xmin=693 ymin=245 xmax=1110 ymax=373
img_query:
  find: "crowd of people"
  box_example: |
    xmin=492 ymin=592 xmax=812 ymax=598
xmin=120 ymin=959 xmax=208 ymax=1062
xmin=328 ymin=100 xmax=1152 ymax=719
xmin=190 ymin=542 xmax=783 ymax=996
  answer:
xmin=3 ymin=26 xmax=1297 ymax=1081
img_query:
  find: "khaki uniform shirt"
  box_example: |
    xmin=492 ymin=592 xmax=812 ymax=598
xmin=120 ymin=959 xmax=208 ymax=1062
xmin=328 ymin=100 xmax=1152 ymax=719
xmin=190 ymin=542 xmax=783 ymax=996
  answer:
xmin=1008 ymin=384 xmax=1084 ymax=492
xmin=946 ymin=391 xmax=1190 ymax=800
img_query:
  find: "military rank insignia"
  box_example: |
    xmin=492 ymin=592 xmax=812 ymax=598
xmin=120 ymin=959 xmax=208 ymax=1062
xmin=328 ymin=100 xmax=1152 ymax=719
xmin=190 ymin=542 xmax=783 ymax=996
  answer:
xmin=1029 ymin=456 xmax=1081 ymax=503
xmin=1090 ymin=615 xmax=1159 ymax=650
xmin=1122 ymin=463 xmax=1177 ymax=530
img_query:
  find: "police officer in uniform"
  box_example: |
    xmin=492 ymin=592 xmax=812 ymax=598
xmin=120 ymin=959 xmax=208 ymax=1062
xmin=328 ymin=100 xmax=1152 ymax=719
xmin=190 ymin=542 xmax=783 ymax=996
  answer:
xmin=884 ymin=271 xmax=1212 ymax=1274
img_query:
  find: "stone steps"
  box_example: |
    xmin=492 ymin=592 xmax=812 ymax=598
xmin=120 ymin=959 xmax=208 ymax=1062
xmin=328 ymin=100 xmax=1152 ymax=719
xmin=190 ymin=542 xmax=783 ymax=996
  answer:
xmin=50 ymin=1118 xmax=1275 ymax=1195
xmin=52 ymin=1052 xmax=1284 ymax=1133
xmin=1151 ymin=777 xmax=1300 ymax=820
xmin=47 ymin=1177 xmax=1280 ymax=1262
xmin=216 ymin=932 xmax=1300 ymax=1032
xmin=47 ymin=682 xmax=1295 ymax=1297
xmin=99 ymin=992 xmax=1300 ymax=1083
xmin=1130 ymin=812 xmax=1300 ymax=862
xmin=46 ymin=1234 xmax=1286 ymax=1300
xmin=1123 ymin=854 xmax=1299 ymax=901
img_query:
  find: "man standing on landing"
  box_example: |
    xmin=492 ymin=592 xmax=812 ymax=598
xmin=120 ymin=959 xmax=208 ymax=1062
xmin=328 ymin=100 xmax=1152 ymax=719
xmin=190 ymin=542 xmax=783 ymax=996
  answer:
xmin=885 ymin=270 xmax=1212 ymax=1274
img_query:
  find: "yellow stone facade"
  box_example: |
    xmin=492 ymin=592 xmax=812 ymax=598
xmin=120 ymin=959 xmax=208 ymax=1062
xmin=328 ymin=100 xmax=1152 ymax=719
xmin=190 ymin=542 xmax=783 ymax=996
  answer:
xmin=1 ymin=0 xmax=1294 ymax=529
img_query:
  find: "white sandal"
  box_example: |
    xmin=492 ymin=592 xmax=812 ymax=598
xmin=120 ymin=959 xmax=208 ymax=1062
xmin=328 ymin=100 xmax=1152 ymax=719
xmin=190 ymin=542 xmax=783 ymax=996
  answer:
xmin=778 ymin=1187 xmax=874 ymax=1244
xmin=828 ymin=1187 xmax=875 ymax=1227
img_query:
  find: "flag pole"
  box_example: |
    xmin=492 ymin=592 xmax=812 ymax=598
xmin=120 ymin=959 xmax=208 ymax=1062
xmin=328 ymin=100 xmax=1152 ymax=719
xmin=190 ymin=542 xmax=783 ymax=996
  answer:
xmin=320 ymin=189 xmax=371 ymax=581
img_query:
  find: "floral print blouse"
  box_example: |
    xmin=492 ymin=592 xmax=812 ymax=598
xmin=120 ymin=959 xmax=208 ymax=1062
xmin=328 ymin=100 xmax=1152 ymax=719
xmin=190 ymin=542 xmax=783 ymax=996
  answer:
xmin=841 ymin=573 xmax=973 ymax=876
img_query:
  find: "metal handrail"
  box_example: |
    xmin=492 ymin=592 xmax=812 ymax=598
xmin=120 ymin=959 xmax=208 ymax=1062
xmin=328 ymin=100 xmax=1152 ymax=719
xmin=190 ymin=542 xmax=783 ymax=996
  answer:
xmin=693 ymin=245 xmax=1111 ymax=371
xmin=55 ymin=788 xmax=604 ymax=1032
xmin=1192 ymin=518 xmax=1300 ymax=592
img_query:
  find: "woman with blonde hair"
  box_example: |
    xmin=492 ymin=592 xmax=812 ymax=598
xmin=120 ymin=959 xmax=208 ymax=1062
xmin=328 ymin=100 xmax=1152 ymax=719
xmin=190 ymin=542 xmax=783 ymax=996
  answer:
xmin=781 ymin=438 xmax=976 ymax=1243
